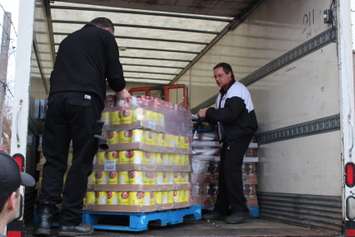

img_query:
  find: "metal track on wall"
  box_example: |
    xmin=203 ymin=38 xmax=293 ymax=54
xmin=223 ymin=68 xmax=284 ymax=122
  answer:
xmin=240 ymin=27 xmax=337 ymax=86
xmin=256 ymin=114 xmax=340 ymax=145
xmin=191 ymin=27 xmax=337 ymax=113
xmin=258 ymin=192 xmax=342 ymax=232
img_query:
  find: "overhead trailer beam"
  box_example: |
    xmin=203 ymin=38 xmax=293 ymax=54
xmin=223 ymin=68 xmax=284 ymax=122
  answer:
xmin=124 ymin=70 xmax=177 ymax=76
xmin=53 ymin=43 xmax=199 ymax=54
xmin=120 ymin=56 xmax=191 ymax=63
xmin=122 ymin=63 xmax=183 ymax=69
xmin=50 ymin=5 xmax=232 ymax=22
xmin=125 ymin=76 xmax=171 ymax=81
xmin=53 ymin=32 xmax=208 ymax=45
xmin=51 ymin=20 xmax=219 ymax=34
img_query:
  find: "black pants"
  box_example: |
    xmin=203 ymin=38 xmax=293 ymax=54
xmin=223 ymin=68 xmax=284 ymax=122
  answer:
xmin=214 ymin=136 xmax=253 ymax=214
xmin=38 ymin=92 xmax=103 ymax=225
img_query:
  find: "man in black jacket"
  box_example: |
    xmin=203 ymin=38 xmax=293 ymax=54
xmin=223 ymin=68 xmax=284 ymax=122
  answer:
xmin=198 ymin=62 xmax=257 ymax=224
xmin=35 ymin=17 xmax=130 ymax=236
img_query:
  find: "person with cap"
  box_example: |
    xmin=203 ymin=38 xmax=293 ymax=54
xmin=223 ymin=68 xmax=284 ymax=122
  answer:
xmin=198 ymin=62 xmax=258 ymax=224
xmin=0 ymin=152 xmax=35 ymax=237
xmin=35 ymin=17 xmax=130 ymax=236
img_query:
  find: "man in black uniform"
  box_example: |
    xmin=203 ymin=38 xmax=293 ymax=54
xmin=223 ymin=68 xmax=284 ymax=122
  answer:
xmin=198 ymin=63 xmax=257 ymax=224
xmin=35 ymin=18 xmax=130 ymax=236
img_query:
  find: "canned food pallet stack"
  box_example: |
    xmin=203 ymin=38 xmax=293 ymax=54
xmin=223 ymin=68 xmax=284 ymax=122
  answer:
xmin=84 ymin=95 xmax=194 ymax=213
xmin=191 ymin=123 xmax=260 ymax=217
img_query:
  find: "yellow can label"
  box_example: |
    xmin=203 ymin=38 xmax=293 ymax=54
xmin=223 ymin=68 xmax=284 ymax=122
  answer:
xmin=143 ymin=152 xmax=155 ymax=165
xmin=156 ymin=113 xmax=165 ymax=128
xmin=172 ymin=154 xmax=180 ymax=166
xmin=129 ymin=191 xmax=145 ymax=206
xmin=180 ymin=190 xmax=186 ymax=203
xmin=182 ymin=155 xmax=189 ymax=166
xmin=107 ymin=191 xmax=118 ymax=205
xmin=162 ymin=134 xmax=170 ymax=147
xmin=107 ymin=131 xmax=119 ymax=145
xmin=118 ymin=191 xmax=129 ymax=205
xmin=164 ymin=135 xmax=178 ymax=148
xmin=101 ymin=111 xmax=110 ymax=126
xmin=156 ymin=133 xmax=163 ymax=145
xmin=95 ymin=171 xmax=108 ymax=185
xmin=130 ymin=150 xmax=144 ymax=165
xmin=110 ymin=110 xmax=120 ymax=125
xmin=128 ymin=171 xmax=143 ymax=185
xmin=161 ymin=154 xmax=170 ymax=166
xmin=174 ymin=173 xmax=181 ymax=184
xmin=142 ymin=192 xmax=151 ymax=206
xmin=132 ymin=129 xmax=144 ymax=143
xmin=119 ymin=109 xmax=133 ymax=124
xmin=162 ymin=191 xmax=168 ymax=205
xmin=118 ymin=171 xmax=129 ymax=184
xmin=107 ymin=151 xmax=119 ymax=161
xmin=155 ymin=191 xmax=162 ymax=205
xmin=168 ymin=191 xmax=174 ymax=204
xmin=143 ymin=131 xmax=156 ymax=146
xmin=144 ymin=110 xmax=155 ymax=127
xmin=133 ymin=108 xmax=144 ymax=121
xmin=118 ymin=150 xmax=133 ymax=164
xmin=162 ymin=173 xmax=170 ymax=185
xmin=185 ymin=190 xmax=190 ymax=203
xmin=166 ymin=172 xmax=174 ymax=185
xmin=149 ymin=192 xmax=155 ymax=206
xmin=108 ymin=171 xmax=118 ymax=185
xmin=173 ymin=190 xmax=179 ymax=203
xmin=88 ymin=172 xmax=96 ymax=185
xmin=118 ymin=130 xmax=132 ymax=144
xmin=86 ymin=192 xmax=95 ymax=205
xmin=156 ymin=172 xmax=164 ymax=185
xmin=143 ymin=172 xmax=156 ymax=185
xmin=96 ymin=151 xmax=106 ymax=165
xmin=155 ymin=153 xmax=164 ymax=165
xmin=96 ymin=192 xmax=107 ymax=205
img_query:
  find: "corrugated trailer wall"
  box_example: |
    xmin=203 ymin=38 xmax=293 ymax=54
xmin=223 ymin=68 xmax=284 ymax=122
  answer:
xmin=177 ymin=0 xmax=341 ymax=231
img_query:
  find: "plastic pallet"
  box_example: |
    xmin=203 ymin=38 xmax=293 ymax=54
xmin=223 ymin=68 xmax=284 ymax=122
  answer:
xmin=82 ymin=205 xmax=202 ymax=232
xmin=249 ymin=207 xmax=260 ymax=218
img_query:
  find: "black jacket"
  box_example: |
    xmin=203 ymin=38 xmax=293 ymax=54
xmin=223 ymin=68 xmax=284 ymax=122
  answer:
xmin=206 ymin=81 xmax=258 ymax=142
xmin=49 ymin=24 xmax=125 ymax=107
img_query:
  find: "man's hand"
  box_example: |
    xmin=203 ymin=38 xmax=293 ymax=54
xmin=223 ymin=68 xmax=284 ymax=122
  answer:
xmin=117 ymin=89 xmax=131 ymax=99
xmin=198 ymin=108 xmax=208 ymax=118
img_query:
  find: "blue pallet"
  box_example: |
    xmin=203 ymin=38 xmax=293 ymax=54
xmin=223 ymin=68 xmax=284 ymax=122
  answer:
xmin=249 ymin=207 xmax=260 ymax=218
xmin=82 ymin=205 xmax=202 ymax=232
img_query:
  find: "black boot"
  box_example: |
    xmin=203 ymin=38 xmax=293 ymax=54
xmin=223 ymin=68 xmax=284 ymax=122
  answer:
xmin=34 ymin=206 xmax=59 ymax=236
xmin=224 ymin=211 xmax=249 ymax=224
xmin=58 ymin=224 xmax=93 ymax=236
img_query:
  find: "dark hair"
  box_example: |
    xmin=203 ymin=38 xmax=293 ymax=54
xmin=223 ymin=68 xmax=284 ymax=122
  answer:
xmin=213 ymin=62 xmax=235 ymax=81
xmin=90 ymin=17 xmax=114 ymax=33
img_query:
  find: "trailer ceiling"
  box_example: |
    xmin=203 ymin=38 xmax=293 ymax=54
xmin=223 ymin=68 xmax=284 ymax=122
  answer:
xmin=32 ymin=0 xmax=259 ymax=91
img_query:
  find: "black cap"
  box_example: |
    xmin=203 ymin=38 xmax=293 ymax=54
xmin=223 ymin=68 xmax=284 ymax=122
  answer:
xmin=0 ymin=153 xmax=35 ymax=202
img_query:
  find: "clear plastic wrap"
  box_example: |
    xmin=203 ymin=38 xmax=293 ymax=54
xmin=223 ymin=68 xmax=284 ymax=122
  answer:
xmin=102 ymin=96 xmax=192 ymax=137
xmin=85 ymin=96 xmax=193 ymax=213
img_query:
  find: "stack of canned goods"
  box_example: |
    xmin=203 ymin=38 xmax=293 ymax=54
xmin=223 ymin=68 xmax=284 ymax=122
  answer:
xmin=84 ymin=96 xmax=192 ymax=212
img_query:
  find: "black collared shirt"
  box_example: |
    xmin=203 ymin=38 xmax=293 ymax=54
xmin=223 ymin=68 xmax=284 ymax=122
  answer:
xmin=49 ymin=24 xmax=126 ymax=106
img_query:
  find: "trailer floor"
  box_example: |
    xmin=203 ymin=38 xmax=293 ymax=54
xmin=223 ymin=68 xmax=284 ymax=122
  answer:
xmin=26 ymin=219 xmax=338 ymax=237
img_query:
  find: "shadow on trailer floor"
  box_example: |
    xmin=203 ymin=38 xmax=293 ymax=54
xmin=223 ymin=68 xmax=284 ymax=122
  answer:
xmin=26 ymin=219 xmax=339 ymax=237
